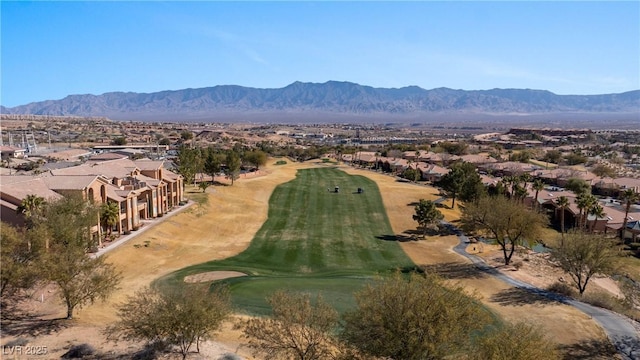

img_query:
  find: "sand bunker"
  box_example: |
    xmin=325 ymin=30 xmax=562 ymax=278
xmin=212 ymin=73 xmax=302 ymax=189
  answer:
xmin=184 ymin=271 xmax=247 ymax=283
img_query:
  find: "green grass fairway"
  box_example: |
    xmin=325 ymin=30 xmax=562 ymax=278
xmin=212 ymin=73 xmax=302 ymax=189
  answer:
xmin=159 ymin=167 xmax=415 ymax=314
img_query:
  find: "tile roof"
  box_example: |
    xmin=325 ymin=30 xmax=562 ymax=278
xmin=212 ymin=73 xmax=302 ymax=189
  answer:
xmin=134 ymin=160 xmax=165 ymax=171
xmin=41 ymin=175 xmax=101 ymax=191
xmin=0 ymin=176 xmax=64 ymax=202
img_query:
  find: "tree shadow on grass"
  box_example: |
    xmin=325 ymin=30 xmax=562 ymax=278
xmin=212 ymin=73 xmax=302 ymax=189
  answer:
xmin=421 ymin=262 xmax=490 ymax=280
xmin=490 ymin=286 xmax=564 ymax=307
xmin=376 ymin=234 xmax=416 ymax=242
xmin=558 ymin=338 xmax=619 ymax=360
xmin=377 ymin=229 xmax=442 ymax=242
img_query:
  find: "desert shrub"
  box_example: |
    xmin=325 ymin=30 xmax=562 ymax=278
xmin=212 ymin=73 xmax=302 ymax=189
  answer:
xmin=469 ymin=322 xmax=559 ymax=360
xmin=275 ymin=160 xmax=287 ymax=165
xmin=547 ymin=281 xmax=576 ymax=297
xmin=107 ymin=285 xmax=231 ymax=360
xmin=581 ymin=291 xmax=624 ymax=312
xmin=512 ymin=261 xmax=524 ymax=270
xmin=61 ymin=343 xmax=96 ymax=359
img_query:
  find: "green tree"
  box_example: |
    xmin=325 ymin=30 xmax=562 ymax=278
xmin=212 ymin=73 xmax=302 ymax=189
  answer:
xmin=107 ymin=285 xmax=231 ymax=359
xmin=461 ymin=195 xmax=548 ymax=265
xmin=225 ymin=150 xmax=241 ymax=185
xmin=402 ymin=167 xmax=420 ymax=182
xmin=159 ymin=137 xmax=171 ymax=146
xmin=204 ymin=148 xmax=223 ymax=181
xmin=112 ymin=136 xmax=127 ymax=146
xmin=509 ymin=150 xmax=532 ymax=163
xmin=244 ymin=150 xmax=268 ymax=170
xmin=100 ymin=201 xmax=120 ymax=237
xmin=412 ymin=199 xmax=444 ymax=238
xmin=470 ymin=322 xmax=559 ymax=360
xmin=180 ymin=131 xmax=194 ymax=141
xmin=565 ymin=178 xmax=591 ymax=197
xmin=543 ymin=149 xmax=562 ymax=164
xmin=341 ymin=273 xmax=491 ymax=360
xmin=176 ymin=146 xmax=203 ymax=186
xmin=438 ymin=141 xmax=469 ymax=156
xmin=38 ymin=196 xmax=122 ymax=319
xmin=241 ymin=291 xmax=339 ymax=360
xmin=437 ymin=162 xmax=483 ymax=208
xmin=551 ymin=231 xmax=618 ymax=295
xmin=620 ymin=189 xmax=639 ymax=241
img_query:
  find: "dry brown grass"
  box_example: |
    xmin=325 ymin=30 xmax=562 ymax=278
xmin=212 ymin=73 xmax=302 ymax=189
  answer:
xmin=344 ymin=165 xmax=610 ymax=350
xmin=2 ymin=161 xmax=614 ymax=359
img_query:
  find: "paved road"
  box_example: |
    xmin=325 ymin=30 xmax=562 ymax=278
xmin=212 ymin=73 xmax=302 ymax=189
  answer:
xmin=441 ymin=220 xmax=640 ymax=360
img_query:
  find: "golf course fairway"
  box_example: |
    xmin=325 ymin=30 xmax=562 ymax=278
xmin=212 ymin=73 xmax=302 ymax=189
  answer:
xmin=160 ymin=167 xmax=415 ymax=314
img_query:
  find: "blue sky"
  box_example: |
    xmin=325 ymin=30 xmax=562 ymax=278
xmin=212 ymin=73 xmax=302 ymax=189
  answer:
xmin=1 ymin=1 xmax=639 ymax=107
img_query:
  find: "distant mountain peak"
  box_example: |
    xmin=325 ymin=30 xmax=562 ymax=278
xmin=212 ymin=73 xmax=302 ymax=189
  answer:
xmin=3 ymin=82 xmax=639 ymax=123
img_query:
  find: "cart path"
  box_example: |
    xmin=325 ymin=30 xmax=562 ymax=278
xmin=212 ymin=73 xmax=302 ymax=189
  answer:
xmin=441 ymin=220 xmax=640 ymax=360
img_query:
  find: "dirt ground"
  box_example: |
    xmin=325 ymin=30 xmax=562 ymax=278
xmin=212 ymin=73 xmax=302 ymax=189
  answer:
xmin=0 ymin=160 xmax=626 ymax=359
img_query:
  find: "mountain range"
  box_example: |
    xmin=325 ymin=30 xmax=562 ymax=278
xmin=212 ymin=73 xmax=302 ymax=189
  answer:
xmin=2 ymin=81 xmax=639 ymax=124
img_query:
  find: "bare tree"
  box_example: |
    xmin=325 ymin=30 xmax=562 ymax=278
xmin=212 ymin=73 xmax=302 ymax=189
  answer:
xmin=0 ymin=223 xmax=42 ymax=297
xmin=241 ymin=291 xmax=339 ymax=360
xmin=107 ymin=285 xmax=231 ymax=359
xmin=551 ymin=231 xmax=619 ymax=295
xmin=37 ymin=195 xmax=122 ymax=319
xmin=44 ymin=247 xmax=121 ymax=319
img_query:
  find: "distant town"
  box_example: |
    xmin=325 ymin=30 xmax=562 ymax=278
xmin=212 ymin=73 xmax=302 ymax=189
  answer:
xmin=1 ymin=113 xmax=639 ymax=238
xmin=1 ymin=113 xmax=640 ymax=358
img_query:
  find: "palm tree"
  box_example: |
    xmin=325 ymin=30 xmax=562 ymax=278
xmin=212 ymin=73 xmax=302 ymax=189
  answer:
xmin=100 ymin=201 xmax=120 ymax=239
xmin=501 ymin=175 xmax=516 ymax=199
xmin=16 ymin=194 xmax=46 ymax=229
xmin=16 ymin=194 xmax=47 ymax=250
xmin=532 ymin=179 xmax=545 ymax=210
xmin=576 ymin=194 xmax=597 ymax=230
xmin=620 ymin=189 xmax=639 ymax=241
xmin=514 ymin=185 xmax=528 ymax=203
xmin=588 ymin=203 xmax=605 ymax=233
xmin=519 ymin=173 xmax=531 ymax=189
xmin=556 ymin=196 xmax=570 ymax=242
